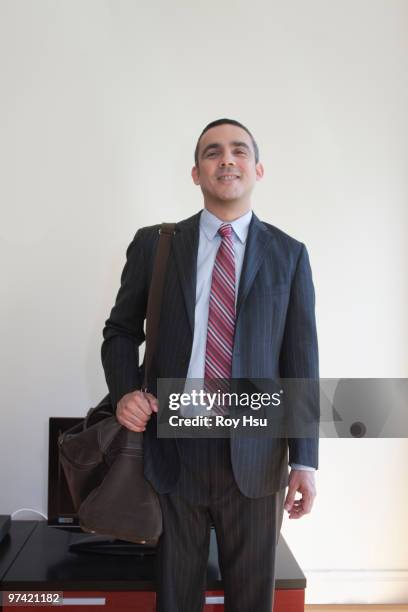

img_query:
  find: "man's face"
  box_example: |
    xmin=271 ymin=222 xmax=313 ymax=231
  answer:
xmin=192 ymin=124 xmax=264 ymax=205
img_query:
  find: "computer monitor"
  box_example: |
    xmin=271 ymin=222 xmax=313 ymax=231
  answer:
xmin=48 ymin=417 xmax=82 ymax=530
xmin=47 ymin=416 xmax=156 ymax=555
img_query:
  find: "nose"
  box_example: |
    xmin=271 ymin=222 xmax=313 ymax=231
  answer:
xmin=219 ymin=152 xmax=236 ymax=167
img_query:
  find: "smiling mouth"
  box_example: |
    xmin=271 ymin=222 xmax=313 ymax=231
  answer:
xmin=217 ymin=175 xmax=240 ymax=181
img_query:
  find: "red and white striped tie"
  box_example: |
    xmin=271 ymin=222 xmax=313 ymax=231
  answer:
xmin=204 ymin=223 xmax=236 ymax=415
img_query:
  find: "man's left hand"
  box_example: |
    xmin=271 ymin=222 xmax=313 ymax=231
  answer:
xmin=284 ymin=469 xmax=316 ymax=519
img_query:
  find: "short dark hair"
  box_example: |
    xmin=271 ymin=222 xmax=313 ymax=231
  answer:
xmin=194 ymin=118 xmax=259 ymax=166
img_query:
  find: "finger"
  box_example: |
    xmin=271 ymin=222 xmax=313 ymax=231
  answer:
xmin=289 ymin=510 xmax=304 ymax=519
xmin=298 ymin=486 xmax=314 ymax=507
xmin=288 ymin=502 xmax=305 ymax=519
xmin=126 ymin=412 xmax=148 ymax=427
xmin=144 ymin=393 xmax=159 ymax=412
xmin=130 ymin=393 xmax=153 ymax=417
xmin=120 ymin=418 xmax=146 ymax=433
xmin=120 ymin=405 xmax=149 ymax=427
xmin=301 ymin=492 xmax=315 ymax=514
xmin=284 ymin=487 xmax=297 ymax=511
xmin=289 ymin=496 xmax=314 ymax=519
xmin=118 ymin=404 xmax=148 ymax=427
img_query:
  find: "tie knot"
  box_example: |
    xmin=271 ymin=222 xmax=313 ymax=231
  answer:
xmin=218 ymin=223 xmax=233 ymax=239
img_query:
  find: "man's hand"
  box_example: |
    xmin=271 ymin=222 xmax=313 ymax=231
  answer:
xmin=116 ymin=390 xmax=159 ymax=432
xmin=284 ymin=469 xmax=316 ymax=519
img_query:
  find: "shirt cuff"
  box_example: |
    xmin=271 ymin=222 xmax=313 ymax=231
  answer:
xmin=290 ymin=463 xmax=316 ymax=471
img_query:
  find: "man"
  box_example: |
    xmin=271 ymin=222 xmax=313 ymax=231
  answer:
xmin=101 ymin=118 xmax=319 ymax=612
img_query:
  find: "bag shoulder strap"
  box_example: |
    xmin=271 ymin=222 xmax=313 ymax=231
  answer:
xmin=142 ymin=222 xmax=176 ymax=391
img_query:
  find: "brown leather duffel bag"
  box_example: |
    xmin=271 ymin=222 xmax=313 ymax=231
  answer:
xmin=58 ymin=223 xmax=176 ymax=545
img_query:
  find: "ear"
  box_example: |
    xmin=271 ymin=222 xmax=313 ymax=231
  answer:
xmin=191 ymin=165 xmax=200 ymax=185
xmin=255 ymin=162 xmax=264 ymax=181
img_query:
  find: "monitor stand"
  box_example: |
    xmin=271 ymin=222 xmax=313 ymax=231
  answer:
xmin=68 ymin=535 xmax=157 ymax=556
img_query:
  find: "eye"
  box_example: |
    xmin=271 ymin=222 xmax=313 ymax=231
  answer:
xmin=206 ymin=151 xmax=218 ymax=158
xmin=234 ymin=148 xmax=247 ymax=156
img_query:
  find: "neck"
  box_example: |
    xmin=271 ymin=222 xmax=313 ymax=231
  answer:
xmin=203 ymin=199 xmax=251 ymax=222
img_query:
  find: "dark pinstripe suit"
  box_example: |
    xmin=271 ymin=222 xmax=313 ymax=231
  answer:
xmin=102 ymin=209 xmax=319 ymax=611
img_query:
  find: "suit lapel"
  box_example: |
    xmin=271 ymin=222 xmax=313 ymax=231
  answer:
xmin=172 ymin=209 xmax=274 ymax=332
xmin=172 ymin=211 xmax=202 ymax=332
xmin=236 ymin=212 xmax=274 ymax=320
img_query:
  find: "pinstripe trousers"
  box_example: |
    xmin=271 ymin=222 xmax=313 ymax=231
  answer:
xmin=155 ymin=437 xmax=286 ymax=612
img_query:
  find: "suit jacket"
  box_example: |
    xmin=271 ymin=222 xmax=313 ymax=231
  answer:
xmin=101 ymin=210 xmax=319 ymax=498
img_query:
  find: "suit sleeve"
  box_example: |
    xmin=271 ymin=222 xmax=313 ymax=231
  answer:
xmin=101 ymin=229 xmax=148 ymax=410
xmin=279 ymin=243 xmax=320 ymax=468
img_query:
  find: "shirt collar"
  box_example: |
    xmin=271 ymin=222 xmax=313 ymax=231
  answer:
xmin=200 ymin=207 xmax=253 ymax=244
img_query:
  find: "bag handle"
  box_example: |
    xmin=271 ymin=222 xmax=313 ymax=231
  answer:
xmin=142 ymin=222 xmax=176 ymax=392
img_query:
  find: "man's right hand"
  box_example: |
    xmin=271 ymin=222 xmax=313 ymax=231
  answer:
xmin=116 ymin=390 xmax=159 ymax=432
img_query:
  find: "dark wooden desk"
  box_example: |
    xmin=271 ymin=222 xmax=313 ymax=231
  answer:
xmin=0 ymin=521 xmax=305 ymax=611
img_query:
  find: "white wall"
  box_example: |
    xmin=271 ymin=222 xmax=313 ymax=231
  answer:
xmin=1 ymin=0 xmax=407 ymax=604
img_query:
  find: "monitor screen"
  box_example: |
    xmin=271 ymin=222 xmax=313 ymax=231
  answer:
xmin=48 ymin=417 xmax=83 ymax=530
